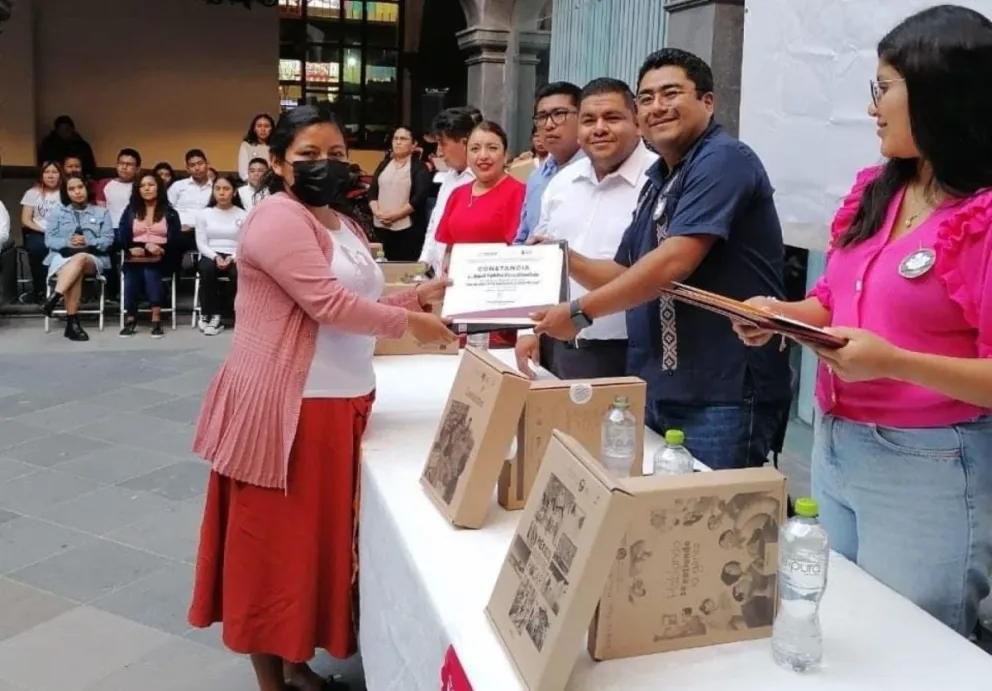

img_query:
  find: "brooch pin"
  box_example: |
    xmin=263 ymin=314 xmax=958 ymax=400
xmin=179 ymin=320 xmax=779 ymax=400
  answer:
xmin=898 ymin=248 xmax=936 ymax=279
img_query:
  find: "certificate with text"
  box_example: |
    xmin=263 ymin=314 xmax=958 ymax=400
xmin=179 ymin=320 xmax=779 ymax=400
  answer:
xmin=441 ymin=242 xmax=568 ymax=332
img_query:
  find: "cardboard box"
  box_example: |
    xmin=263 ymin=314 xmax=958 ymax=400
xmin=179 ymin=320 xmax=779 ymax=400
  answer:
xmin=380 ymin=261 xmax=428 ymax=284
xmin=420 ymin=347 xmax=530 ymax=528
xmin=588 ymin=467 xmax=788 ymax=660
xmin=486 ymin=430 xmax=636 ymax=691
xmin=498 ymin=378 xmax=647 ymax=511
xmin=374 ymin=283 xmax=458 ymax=356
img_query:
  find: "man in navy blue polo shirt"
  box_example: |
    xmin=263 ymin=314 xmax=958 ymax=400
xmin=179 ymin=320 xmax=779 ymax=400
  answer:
xmin=532 ymin=48 xmax=791 ymax=470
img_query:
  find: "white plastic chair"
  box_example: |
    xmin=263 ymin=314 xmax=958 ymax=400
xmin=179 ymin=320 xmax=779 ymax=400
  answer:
xmin=44 ymin=274 xmax=106 ymax=333
xmin=119 ymin=251 xmax=178 ymax=330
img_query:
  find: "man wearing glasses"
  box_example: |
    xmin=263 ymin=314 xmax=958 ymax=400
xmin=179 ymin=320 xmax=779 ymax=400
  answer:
xmin=533 ymin=49 xmax=792 ymax=471
xmin=512 ymin=82 xmax=585 ymax=245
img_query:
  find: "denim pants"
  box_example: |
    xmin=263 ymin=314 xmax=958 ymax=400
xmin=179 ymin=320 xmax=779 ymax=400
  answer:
xmin=646 ymin=400 xmax=789 ymax=470
xmin=812 ymin=413 xmax=992 ymax=635
xmin=122 ymin=262 xmax=165 ymax=316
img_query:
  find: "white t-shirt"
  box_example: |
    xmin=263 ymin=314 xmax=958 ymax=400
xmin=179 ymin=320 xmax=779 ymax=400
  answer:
xmin=304 ymin=226 xmax=385 ymax=398
xmin=168 ymin=177 xmax=214 ymax=227
xmin=19 ymin=188 xmax=61 ymax=231
xmin=103 ymin=179 xmax=133 ymax=228
xmin=0 ymin=201 xmax=10 ymax=245
xmin=238 ymin=184 xmax=268 ymax=212
xmin=195 ymin=206 xmax=247 ymax=260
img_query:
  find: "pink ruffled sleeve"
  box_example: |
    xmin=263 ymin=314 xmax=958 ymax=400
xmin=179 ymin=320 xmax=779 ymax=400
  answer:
xmin=807 ymin=166 xmax=884 ymax=310
xmin=934 ymin=190 xmax=992 ymax=358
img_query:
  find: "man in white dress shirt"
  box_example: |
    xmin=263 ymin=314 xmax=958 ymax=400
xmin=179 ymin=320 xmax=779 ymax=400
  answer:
xmin=418 ymin=107 xmax=481 ymax=273
xmin=516 ymin=77 xmax=657 ymax=379
xmin=168 ymin=148 xmax=215 ymax=255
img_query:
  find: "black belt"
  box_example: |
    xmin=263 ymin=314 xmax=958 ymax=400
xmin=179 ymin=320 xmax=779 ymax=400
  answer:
xmin=562 ymin=338 xmax=628 ymax=350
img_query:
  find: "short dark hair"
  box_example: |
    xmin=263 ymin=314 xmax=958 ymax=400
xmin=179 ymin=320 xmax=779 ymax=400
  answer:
xmin=117 ymin=148 xmax=141 ymax=166
xmin=637 ymin=48 xmax=714 ymax=95
xmin=534 ymin=81 xmax=582 ymax=110
xmin=185 ymin=148 xmax=207 ymax=164
xmin=580 ymin=77 xmax=636 ymax=113
xmin=247 ymin=157 xmax=269 ymax=169
xmin=470 ymin=120 xmax=509 ymax=150
xmin=431 ymin=107 xmax=481 ymax=141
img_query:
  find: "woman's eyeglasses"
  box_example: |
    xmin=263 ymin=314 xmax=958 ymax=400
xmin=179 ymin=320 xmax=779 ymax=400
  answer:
xmin=870 ymin=78 xmax=904 ymax=108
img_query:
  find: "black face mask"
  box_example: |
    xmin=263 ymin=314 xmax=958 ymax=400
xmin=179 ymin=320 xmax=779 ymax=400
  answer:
xmin=290 ymin=159 xmax=351 ymax=207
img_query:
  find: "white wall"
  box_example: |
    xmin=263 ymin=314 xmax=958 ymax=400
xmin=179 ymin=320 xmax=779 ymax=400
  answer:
xmin=740 ymin=0 xmax=992 ymax=251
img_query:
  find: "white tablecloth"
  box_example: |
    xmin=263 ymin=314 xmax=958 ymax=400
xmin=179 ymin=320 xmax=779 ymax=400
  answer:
xmin=358 ymin=352 xmax=992 ymax=690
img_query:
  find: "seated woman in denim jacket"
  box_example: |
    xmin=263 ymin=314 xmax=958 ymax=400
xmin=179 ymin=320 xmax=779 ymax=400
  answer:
xmin=118 ymin=171 xmax=182 ymax=338
xmin=42 ymin=173 xmax=113 ymax=341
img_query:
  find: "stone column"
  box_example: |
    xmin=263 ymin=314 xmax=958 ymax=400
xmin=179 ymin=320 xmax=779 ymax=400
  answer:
xmin=457 ymin=26 xmax=511 ymax=122
xmin=665 ymin=0 xmax=745 ymax=137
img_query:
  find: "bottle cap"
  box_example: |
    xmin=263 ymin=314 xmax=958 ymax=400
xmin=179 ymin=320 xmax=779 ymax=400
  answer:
xmin=794 ymin=497 xmax=819 ymax=518
xmin=664 ymin=429 xmax=685 ymax=445
xmin=612 ymin=396 xmax=629 ymax=409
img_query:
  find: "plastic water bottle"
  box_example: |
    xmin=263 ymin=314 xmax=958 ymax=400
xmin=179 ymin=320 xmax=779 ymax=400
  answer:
xmin=652 ymin=429 xmax=695 ymax=475
xmin=410 ymin=265 xmax=429 ymax=284
xmin=374 ymin=248 xmax=386 ymax=263
xmin=600 ymin=396 xmax=637 ymax=477
xmin=772 ymin=497 xmax=829 ymax=673
xmin=466 ymin=332 xmax=489 ymax=350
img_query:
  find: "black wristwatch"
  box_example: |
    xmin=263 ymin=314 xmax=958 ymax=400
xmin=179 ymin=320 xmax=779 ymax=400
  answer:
xmin=569 ymin=299 xmax=593 ymax=331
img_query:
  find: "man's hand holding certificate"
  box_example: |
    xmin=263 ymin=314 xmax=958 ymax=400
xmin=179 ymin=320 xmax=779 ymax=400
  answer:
xmin=441 ymin=243 xmax=568 ymax=333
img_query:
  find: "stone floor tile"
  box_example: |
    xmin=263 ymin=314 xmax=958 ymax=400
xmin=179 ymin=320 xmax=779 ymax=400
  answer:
xmin=0 ymin=420 xmax=49 ymax=451
xmin=91 ymin=561 xmax=193 ymax=635
xmin=68 ymin=411 xmax=189 ymax=445
xmin=37 ymin=485 xmax=174 ymax=536
xmin=0 ymin=517 xmax=94 ymax=575
xmin=0 ymin=606 xmax=171 ymax=691
xmin=55 ymin=445 xmax=182 ymax=485
xmin=142 ymin=395 xmax=206 ymax=425
xmin=3 ymin=432 xmax=112 ymax=469
xmin=0 ymin=510 xmax=19 ymax=526
xmin=107 ymin=496 xmax=204 ymax=564
xmin=14 ymin=401 xmax=118 ymax=433
xmin=118 ymin=461 xmax=208 ymax=502
xmin=89 ymin=386 xmax=180 ymax=411
xmin=83 ymin=637 xmax=253 ymax=691
xmin=132 ymin=428 xmax=198 ymax=458
xmin=0 ymin=458 xmax=35 ymax=483
xmin=0 ymin=577 xmax=77 ymax=643
xmin=0 ymin=385 xmax=23 ymax=399
xmin=0 ymin=391 xmax=65 ymax=420
xmin=0 ymin=469 xmax=103 ymax=515
xmin=7 ymin=537 xmax=171 ymax=603
xmin=148 ymin=371 xmax=212 ymax=397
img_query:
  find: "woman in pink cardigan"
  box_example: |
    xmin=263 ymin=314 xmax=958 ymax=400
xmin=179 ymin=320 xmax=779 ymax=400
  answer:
xmin=187 ymin=106 xmax=456 ymax=691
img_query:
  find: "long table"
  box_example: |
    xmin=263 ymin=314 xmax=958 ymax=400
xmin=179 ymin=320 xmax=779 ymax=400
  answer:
xmin=358 ymin=352 xmax=992 ymax=690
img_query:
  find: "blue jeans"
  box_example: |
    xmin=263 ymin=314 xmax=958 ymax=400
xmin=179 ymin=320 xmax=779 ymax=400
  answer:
xmin=812 ymin=413 xmax=992 ymax=635
xmin=646 ymin=400 xmax=789 ymax=470
xmin=122 ymin=262 xmax=165 ymax=316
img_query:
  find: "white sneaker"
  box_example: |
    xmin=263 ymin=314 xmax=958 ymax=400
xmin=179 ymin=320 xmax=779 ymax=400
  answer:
xmin=197 ymin=316 xmax=208 ymax=332
xmin=203 ymin=315 xmax=225 ymax=336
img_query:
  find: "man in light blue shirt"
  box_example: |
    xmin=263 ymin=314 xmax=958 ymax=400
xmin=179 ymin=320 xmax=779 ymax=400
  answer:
xmin=513 ymin=82 xmax=584 ymax=244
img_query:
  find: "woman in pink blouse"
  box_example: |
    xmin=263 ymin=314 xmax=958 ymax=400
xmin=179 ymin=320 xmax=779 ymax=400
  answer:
xmin=187 ymin=106 xmax=456 ymax=691
xmin=735 ymin=6 xmax=992 ymax=637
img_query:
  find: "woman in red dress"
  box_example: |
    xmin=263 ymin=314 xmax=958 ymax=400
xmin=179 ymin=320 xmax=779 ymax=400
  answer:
xmin=186 ymin=106 xmax=455 ymax=691
xmin=435 ymin=120 xmax=526 ymax=347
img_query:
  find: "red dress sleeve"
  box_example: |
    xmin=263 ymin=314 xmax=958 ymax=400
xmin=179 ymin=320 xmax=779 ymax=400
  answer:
xmin=807 ymin=166 xmax=883 ymax=310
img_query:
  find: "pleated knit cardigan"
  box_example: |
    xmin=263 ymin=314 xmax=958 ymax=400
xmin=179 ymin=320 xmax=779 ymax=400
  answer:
xmin=192 ymin=192 xmax=417 ymax=489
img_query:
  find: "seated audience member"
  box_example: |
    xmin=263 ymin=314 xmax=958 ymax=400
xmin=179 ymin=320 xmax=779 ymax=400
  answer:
xmin=20 ymin=162 xmax=63 ymax=301
xmin=37 ymin=116 xmax=96 ymax=176
xmin=208 ymin=168 xmax=219 ymax=184
xmin=41 ymin=173 xmax=113 ymax=341
xmin=118 ymin=171 xmax=182 ymax=338
xmin=369 ymin=126 xmax=433 ymax=260
xmin=94 ymin=148 xmax=141 ymax=233
xmin=168 ymin=149 xmax=214 ymax=254
xmin=436 ymin=121 xmax=525 ymax=349
xmin=238 ymin=113 xmax=274 ymax=180
xmin=62 ymin=155 xmax=84 ymax=178
xmin=238 ymin=157 xmax=270 ymax=212
xmin=195 ymin=174 xmax=246 ymax=335
xmin=154 ymin=162 xmax=175 ymax=188
xmin=0 ymin=199 xmax=9 ymax=247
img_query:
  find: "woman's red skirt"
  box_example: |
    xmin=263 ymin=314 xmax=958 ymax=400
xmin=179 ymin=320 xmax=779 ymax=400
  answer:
xmin=188 ymin=394 xmax=373 ymax=662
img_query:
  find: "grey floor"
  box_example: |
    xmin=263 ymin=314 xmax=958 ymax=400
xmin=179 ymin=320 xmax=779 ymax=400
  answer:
xmin=0 ymin=315 xmax=824 ymax=690
xmin=0 ymin=318 xmax=364 ymax=691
